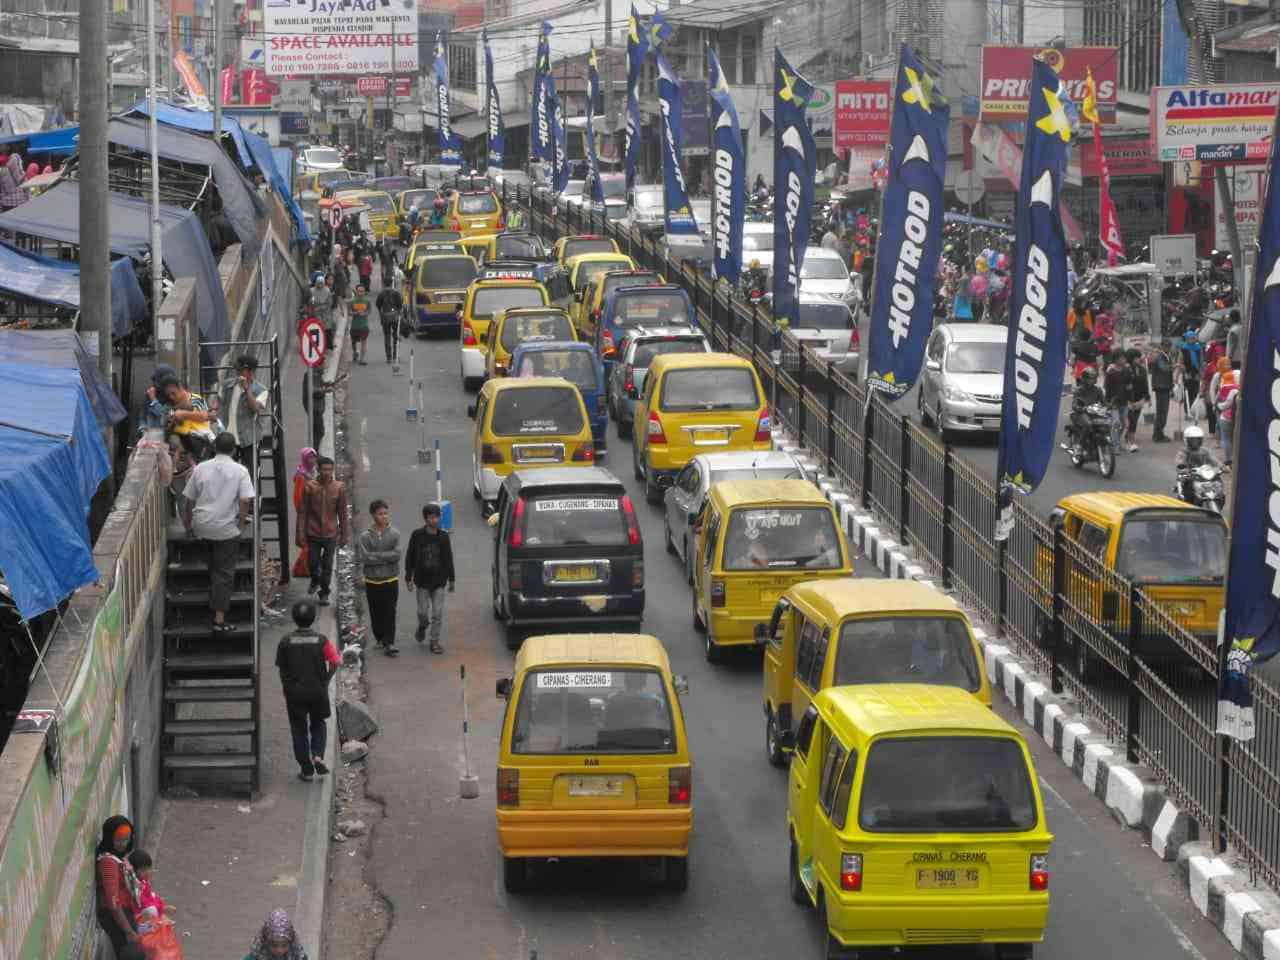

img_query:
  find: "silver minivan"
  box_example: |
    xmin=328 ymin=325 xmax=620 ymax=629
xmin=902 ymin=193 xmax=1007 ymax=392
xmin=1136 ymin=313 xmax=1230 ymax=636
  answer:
xmin=917 ymin=323 xmax=1007 ymax=437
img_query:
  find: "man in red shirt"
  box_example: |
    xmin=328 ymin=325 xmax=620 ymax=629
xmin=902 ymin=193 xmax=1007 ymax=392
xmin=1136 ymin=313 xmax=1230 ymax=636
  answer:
xmin=275 ymin=599 xmax=341 ymax=782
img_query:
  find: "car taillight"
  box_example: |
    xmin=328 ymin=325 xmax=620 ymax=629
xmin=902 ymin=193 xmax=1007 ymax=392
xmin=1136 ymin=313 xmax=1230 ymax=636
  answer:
xmin=1029 ymin=854 xmax=1049 ymax=891
xmin=497 ymin=768 xmax=519 ymax=806
xmin=710 ymin=578 xmax=725 ymax=607
xmin=451 ymin=217 xmax=462 ymax=231
xmin=623 ymin=364 xmax=636 ymax=396
xmin=508 ymin=497 xmax=525 ymax=546
xmin=482 ymin=443 xmax=504 ymax=465
xmin=840 ymin=853 xmax=863 ymax=891
xmin=508 ymin=563 xmax=523 ymax=592
xmin=621 ymin=494 xmax=640 ymax=545
xmin=571 ymin=443 xmax=594 ymax=462
xmin=668 ymin=766 xmax=691 ymax=805
xmin=754 ymin=407 xmax=772 ymax=443
xmin=462 ymin=320 xmax=478 ymax=347
xmin=495 ymin=363 xmax=507 ymax=376
xmin=496 ymin=218 xmax=506 ymax=230
xmin=632 ymin=559 xmax=645 ymax=588
xmin=647 ymin=410 xmax=667 ymax=444
xmin=596 ymin=394 xmax=607 ymax=415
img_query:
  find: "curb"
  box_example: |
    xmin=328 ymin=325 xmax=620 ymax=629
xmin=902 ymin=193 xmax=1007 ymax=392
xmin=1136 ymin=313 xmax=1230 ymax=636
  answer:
xmin=772 ymin=428 xmax=1280 ymax=959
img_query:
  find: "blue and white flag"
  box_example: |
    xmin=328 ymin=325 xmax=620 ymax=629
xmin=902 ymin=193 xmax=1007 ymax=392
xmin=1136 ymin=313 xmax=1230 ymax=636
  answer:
xmin=648 ymin=9 xmax=673 ymax=48
xmin=532 ymin=22 xmax=554 ymax=164
xmin=771 ymin=48 xmax=816 ymax=328
xmin=1219 ymin=106 xmax=1280 ymax=740
xmin=434 ymin=33 xmax=463 ymax=166
xmin=548 ymin=77 xmax=570 ymax=194
xmin=587 ymin=44 xmax=605 ymax=205
xmin=707 ymin=46 xmax=745 ymax=285
xmin=624 ymin=5 xmax=649 ymax=192
xmin=656 ymin=50 xmax=698 ymax=235
xmin=484 ymin=29 xmax=504 ymax=171
xmin=866 ymin=45 xmax=949 ymax=398
xmin=994 ymin=56 xmax=1073 ymax=541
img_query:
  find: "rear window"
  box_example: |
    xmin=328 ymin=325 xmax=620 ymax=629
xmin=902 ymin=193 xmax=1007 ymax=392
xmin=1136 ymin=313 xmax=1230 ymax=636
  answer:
xmin=722 ymin=506 xmax=841 ymax=570
xmin=363 ymin=193 xmax=394 ymax=213
xmin=515 ymin=350 xmax=597 ymax=390
xmin=316 ymin=169 xmax=352 ymax=187
xmin=859 ymin=737 xmax=1037 ymax=832
xmin=602 ymin=274 xmax=659 ymax=302
xmin=633 ymin=337 xmax=707 ymax=367
xmin=459 ymin=193 xmax=499 ymax=214
xmin=500 ymin=312 xmax=574 ymax=351
xmin=471 ymin=286 xmax=546 ymax=320
xmin=833 ymin=617 xmax=981 ymax=692
xmin=519 ymin=493 xmax=629 ymax=547
xmin=708 ymin=466 xmax=801 ymax=486
xmin=495 ymin=235 xmax=542 ymax=258
xmin=801 ymin=257 xmax=848 ymax=280
xmin=795 ymin=301 xmax=852 ymax=330
xmin=1116 ymin=516 xmax=1226 ymax=583
xmin=613 ymin=293 xmax=691 ymax=328
xmin=564 ymin=239 xmax=617 ymax=259
xmin=400 ymin=189 xmax=432 ymax=209
xmin=511 ymin=668 xmax=676 ymax=755
xmin=418 ymin=257 xmax=476 ymax=289
xmin=659 ymin=367 xmax=758 ymax=412
xmin=490 ymin=386 xmax=584 ymax=435
xmin=575 ymin=259 xmax=632 ymax=291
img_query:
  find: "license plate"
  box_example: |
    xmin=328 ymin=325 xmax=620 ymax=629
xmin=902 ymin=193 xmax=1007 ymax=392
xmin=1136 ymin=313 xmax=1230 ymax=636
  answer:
xmin=692 ymin=428 xmax=729 ymax=445
xmin=568 ymin=776 xmax=624 ymax=797
xmin=517 ymin=445 xmax=561 ymax=462
xmin=552 ymin=564 xmax=597 ymax=582
xmin=471 ymin=221 xmax=488 ymax=228
xmin=915 ymin=867 xmax=980 ymax=889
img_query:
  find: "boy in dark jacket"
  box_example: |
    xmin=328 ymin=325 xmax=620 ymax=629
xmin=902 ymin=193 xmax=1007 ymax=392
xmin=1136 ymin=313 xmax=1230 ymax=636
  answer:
xmin=404 ymin=503 xmax=456 ymax=654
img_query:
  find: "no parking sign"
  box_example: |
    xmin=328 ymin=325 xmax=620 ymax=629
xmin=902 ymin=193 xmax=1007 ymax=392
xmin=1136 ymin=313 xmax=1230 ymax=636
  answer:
xmin=299 ymin=317 xmax=326 ymax=368
xmin=327 ymin=202 xmax=343 ymax=231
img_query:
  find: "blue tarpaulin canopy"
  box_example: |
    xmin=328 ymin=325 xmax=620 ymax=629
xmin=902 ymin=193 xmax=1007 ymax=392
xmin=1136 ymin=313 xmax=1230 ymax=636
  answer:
xmin=0 ymin=124 xmax=80 ymax=155
xmin=0 ymin=329 xmax=127 ymax=430
xmin=0 ymin=364 xmax=110 ymax=619
xmin=0 ymin=241 xmax=147 ymax=337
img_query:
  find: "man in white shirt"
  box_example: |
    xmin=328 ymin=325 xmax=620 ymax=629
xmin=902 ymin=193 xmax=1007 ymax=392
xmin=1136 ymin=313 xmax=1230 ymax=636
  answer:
xmin=182 ymin=432 xmax=255 ymax=633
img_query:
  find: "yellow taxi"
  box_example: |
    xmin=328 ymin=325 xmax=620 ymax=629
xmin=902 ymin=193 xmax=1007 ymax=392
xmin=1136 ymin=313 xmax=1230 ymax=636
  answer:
xmin=495 ymin=633 xmax=693 ymax=893
xmin=459 ymin=279 xmax=550 ymax=391
xmin=331 ymin=189 xmax=397 ymax=240
xmin=552 ymin=234 xmax=621 ymax=268
xmin=447 ymin=189 xmax=505 ymax=236
xmin=632 ymin=352 xmax=771 ymax=503
xmin=484 ymin=306 xmax=576 ymax=380
xmin=691 ymin=480 xmax=852 ymax=663
xmin=412 ymin=253 xmax=477 ymax=335
xmin=563 ymin=252 xmax=639 ymax=323
xmin=467 ymin=376 xmax=595 ymax=506
xmin=576 ymin=268 xmax=663 ymax=339
xmin=788 ymin=685 xmax=1051 ymax=958
xmin=461 ymin=233 xmax=499 ymax=265
xmin=404 ymin=231 xmax=464 ymax=274
xmin=760 ymin=579 xmax=990 ymax=766
xmin=396 ymin=187 xmax=435 ymax=224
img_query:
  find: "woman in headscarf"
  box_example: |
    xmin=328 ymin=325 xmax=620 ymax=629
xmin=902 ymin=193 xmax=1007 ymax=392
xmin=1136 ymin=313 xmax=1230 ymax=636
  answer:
xmin=95 ymin=815 xmax=146 ymax=960
xmin=244 ymin=908 xmax=309 ymax=960
xmin=291 ymin=447 xmax=319 ymax=578
xmin=0 ymin=152 xmax=25 ymax=210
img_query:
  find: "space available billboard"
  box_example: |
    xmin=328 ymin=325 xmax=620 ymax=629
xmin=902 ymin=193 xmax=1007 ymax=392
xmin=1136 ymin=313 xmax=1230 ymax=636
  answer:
xmin=1151 ymin=82 xmax=1280 ymax=162
xmin=980 ymin=45 xmax=1117 ymax=122
xmin=834 ymin=79 xmax=891 ymax=148
xmin=263 ymin=0 xmax=419 ymax=78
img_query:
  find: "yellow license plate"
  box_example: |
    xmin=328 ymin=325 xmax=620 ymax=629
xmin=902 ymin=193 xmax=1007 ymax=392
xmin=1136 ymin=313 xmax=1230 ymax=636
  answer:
xmin=692 ymin=429 xmax=729 ymax=445
xmin=553 ymin=565 xmax=597 ymax=582
xmin=915 ymin=867 xmax=980 ymax=889
xmin=568 ymin=776 xmax=624 ymax=797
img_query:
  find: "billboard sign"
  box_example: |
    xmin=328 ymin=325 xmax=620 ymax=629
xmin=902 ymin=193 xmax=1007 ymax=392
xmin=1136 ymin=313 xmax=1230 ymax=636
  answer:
xmin=980 ymin=45 xmax=1118 ymax=122
xmin=273 ymin=78 xmax=311 ymax=112
xmin=1080 ymin=136 xmax=1160 ymax=178
xmin=834 ymin=79 xmax=891 ymax=148
xmin=1151 ymin=82 xmax=1280 ymax=162
xmin=1217 ymin=165 xmax=1270 ymax=249
xmin=263 ymin=0 xmax=419 ymax=78
xmin=1150 ymin=233 xmax=1197 ymax=275
xmin=680 ymin=79 xmax=709 ymax=157
xmin=356 ymin=76 xmax=412 ymax=97
xmin=280 ymin=112 xmax=310 ymax=135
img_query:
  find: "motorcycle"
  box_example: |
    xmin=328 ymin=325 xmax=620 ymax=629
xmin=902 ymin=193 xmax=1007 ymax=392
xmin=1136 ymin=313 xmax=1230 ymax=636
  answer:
xmin=1066 ymin=403 xmax=1116 ymax=478
xmin=1176 ymin=462 xmax=1227 ymax=513
xmin=741 ymin=265 xmax=769 ymax=305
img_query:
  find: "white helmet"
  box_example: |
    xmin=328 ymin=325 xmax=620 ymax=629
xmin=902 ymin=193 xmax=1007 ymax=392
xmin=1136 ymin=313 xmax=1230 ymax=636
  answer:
xmin=1184 ymin=425 xmax=1204 ymax=452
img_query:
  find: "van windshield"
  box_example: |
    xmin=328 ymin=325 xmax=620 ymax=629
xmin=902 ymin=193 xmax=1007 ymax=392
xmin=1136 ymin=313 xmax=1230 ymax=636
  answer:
xmin=471 ymin=286 xmax=546 ymax=320
xmin=661 ymin=367 xmax=759 ymax=412
xmin=723 ymin=506 xmax=840 ymax=570
xmin=613 ymin=292 xmax=690 ymax=327
xmin=946 ymin=342 xmax=1005 ymax=375
xmin=419 ymin=257 xmax=476 ymax=289
xmin=633 ymin=338 xmax=705 ymax=367
xmin=834 ymin=617 xmax=980 ymax=692
xmin=490 ymin=387 xmax=584 ymax=435
xmin=515 ymin=350 xmax=597 ymax=390
xmin=500 ymin=312 xmax=574 ymax=351
xmin=1116 ymin=515 xmax=1226 ymax=583
xmin=519 ymin=493 xmax=629 ymax=547
xmin=859 ymin=737 xmax=1037 ymax=832
xmin=512 ymin=669 xmax=676 ymax=754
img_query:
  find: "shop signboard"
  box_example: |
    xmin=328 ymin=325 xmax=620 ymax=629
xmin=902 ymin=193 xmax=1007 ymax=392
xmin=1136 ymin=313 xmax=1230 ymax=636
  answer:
xmin=1150 ymin=233 xmax=1197 ymax=275
xmin=834 ymin=79 xmax=891 ymax=149
xmin=1081 ymin=136 xmax=1160 ymax=178
xmin=1216 ymin=165 xmax=1269 ymax=250
xmin=980 ymin=45 xmax=1118 ymax=122
xmin=263 ymin=0 xmax=419 ymax=77
xmin=680 ymin=80 xmax=709 ymax=157
xmin=273 ymin=79 xmax=311 ymax=113
xmin=356 ymin=76 xmax=412 ymax=97
xmin=1151 ymin=82 xmax=1280 ymax=162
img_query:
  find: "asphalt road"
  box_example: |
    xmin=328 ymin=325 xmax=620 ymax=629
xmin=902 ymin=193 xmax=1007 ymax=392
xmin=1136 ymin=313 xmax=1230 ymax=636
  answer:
xmin=346 ymin=326 xmax=1231 ymax=960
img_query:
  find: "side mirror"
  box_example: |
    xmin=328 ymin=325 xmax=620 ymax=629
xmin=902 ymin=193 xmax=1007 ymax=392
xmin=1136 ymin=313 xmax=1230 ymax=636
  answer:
xmin=466 ymin=404 xmax=476 ymax=419
xmin=753 ymin=623 xmax=770 ymax=648
xmin=672 ymin=674 xmax=689 ymax=696
xmin=496 ymin=677 xmax=512 ymax=699
xmin=925 ymin=359 xmax=941 ymax=371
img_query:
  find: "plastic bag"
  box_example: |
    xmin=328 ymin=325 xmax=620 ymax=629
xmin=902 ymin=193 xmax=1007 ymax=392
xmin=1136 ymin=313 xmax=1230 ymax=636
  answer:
xmin=292 ymin=543 xmax=310 ymax=578
xmin=1190 ymin=396 xmax=1206 ymax=423
xmin=139 ymin=920 xmax=184 ymax=960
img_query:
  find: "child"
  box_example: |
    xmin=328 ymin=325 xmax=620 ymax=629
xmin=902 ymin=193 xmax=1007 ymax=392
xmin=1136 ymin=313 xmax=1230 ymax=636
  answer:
xmin=128 ymin=849 xmax=175 ymax=928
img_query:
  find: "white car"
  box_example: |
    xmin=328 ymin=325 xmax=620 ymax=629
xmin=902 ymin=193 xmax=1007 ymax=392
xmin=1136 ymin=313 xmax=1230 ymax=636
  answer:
xmin=918 ymin=323 xmax=1008 ymax=437
xmin=298 ymin=146 xmax=345 ymax=173
xmin=622 ymin=184 xmax=664 ymax=234
xmin=588 ymin=172 xmax=629 ymax=223
xmin=561 ymin=180 xmax=587 ymax=207
xmin=798 ymin=246 xmax=859 ymax=305
xmin=742 ymin=223 xmax=774 ymax=271
xmin=789 ymin=293 xmax=859 ymax=373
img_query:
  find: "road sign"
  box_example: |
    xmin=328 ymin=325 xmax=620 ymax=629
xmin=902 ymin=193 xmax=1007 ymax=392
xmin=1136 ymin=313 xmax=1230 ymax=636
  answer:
xmin=327 ymin=203 xmax=343 ymax=231
xmin=299 ymin=317 xmax=326 ymax=368
xmin=1150 ymin=233 xmax=1197 ymax=276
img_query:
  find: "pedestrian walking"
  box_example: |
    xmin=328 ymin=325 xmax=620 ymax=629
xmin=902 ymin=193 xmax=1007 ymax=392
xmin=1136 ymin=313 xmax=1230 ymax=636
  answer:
xmin=1103 ymin=349 xmax=1130 ymax=452
xmin=95 ymin=815 xmax=146 ymax=960
xmin=181 ymin=432 xmax=254 ymax=633
xmin=350 ymin=284 xmax=372 ymax=365
xmin=1149 ymin=339 xmax=1174 ymax=442
xmin=295 ymin=455 xmax=349 ymax=606
xmin=231 ymin=355 xmax=270 ymax=467
xmin=244 ymin=908 xmax=310 ymax=960
xmin=1217 ymin=368 xmax=1240 ymax=465
xmin=358 ymin=499 xmax=402 ymax=657
xmin=375 ymin=282 xmax=404 ymax=362
xmin=275 ymin=600 xmax=340 ymax=782
xmin=290 ymin=447 xmax=318 ymax=579
xmin=1124 ymin=348 xmax=1149 ymax=451
xmin=1202 ymin=337 xmax=1225 ymax=442
xmin=404 ymin=502 xmax=455 ymax=654
xmin=312 ymin=273 xmax=335 ymax=350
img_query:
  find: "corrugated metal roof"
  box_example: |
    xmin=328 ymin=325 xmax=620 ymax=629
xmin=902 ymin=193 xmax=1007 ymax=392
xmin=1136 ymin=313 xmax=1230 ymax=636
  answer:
xmin=661 ymin=0 xmax=788 ymax=30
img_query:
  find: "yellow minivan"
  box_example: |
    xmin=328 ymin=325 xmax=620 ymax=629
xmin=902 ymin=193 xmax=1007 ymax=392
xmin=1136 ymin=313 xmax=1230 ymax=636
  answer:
xmin=412 ymin=253 xmax=477 ymax=335
xmin=495 ymin=633 xmax=693 ymax=893
xmin=467 ymin=376 xmax=595 ymax=508
xmin=563 ymin=253 xmax=639 ymax=322
xmin=552 ymin=234 xmax=621 ymax=268
xmin=461 ymin=233 xmax=498 ymax=265
xmin=338 ymin=189 xmax=397 ymax=239
xmin=788 ymin=685 xmax=1052 ymax=959
xmin=459 ymin=279 xmax=550 ymax=391
xmin=759 ymin=579 xmax=990 ymax=766
xmin=633 ymin=352 xmax=771 ymax=504
xmin=447 ymin=189 xmax=504 ymax=236
xmin=691 ymin=480 xmax=852 ymax=663
xmin=484 ymin=306 xmax=577 ymax=380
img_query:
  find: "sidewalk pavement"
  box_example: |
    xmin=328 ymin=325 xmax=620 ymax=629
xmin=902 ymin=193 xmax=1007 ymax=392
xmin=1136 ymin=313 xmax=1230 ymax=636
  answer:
xmin=148 ymin=311 xmax=348 ymax=959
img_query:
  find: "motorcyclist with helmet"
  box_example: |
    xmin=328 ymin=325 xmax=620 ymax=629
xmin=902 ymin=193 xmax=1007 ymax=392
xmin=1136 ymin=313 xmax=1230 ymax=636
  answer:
xmin=428 ymin=194 xmax=447 ymax=228
xmin=1064 ymin=367 xmax=1105 ymax=456
xmin=1175 ymin=425 xmax=1219 ymax=503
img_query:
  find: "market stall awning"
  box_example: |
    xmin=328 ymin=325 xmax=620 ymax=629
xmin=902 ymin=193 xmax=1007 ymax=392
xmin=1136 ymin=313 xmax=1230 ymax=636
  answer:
xmin=0 ymin=241 xmax=147 ymax=337
xmin=0 ymin=329 xmax=127 ymax=430
xmin=0 ymin=124 xmax=80 ymax=155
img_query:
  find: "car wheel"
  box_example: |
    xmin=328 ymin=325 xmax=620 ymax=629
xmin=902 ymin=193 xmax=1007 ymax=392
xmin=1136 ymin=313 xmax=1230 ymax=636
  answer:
xmin=502 ymin=856 xmax=528 ymax=894
xmin=633 ymin=445 xmax=645 ymax=482
xmin=644 ymin=467 xmax=662 ymax=505
xmin=492 ymin=571 xmax=503 ymax=620
xmin=704 ymin=631 xmax=720 ymax=664
xmin=935 ymin=404 xmax=948 ymax=441
xmin=789 ymin=835 xmax=810 ymax=906
xmin=664 ymin=517 xmax=676 ymax=555
xmin=463 ymin=375 xmax=481 ymax=392
xmin=665 ymin=855 xmax=689 ymax=892
xmin=767 ymin=713 xmax=786 ymax=768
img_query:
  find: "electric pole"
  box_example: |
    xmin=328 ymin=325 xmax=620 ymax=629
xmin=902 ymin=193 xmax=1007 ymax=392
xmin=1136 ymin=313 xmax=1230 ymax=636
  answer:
xmin=212 ymin=0 xmax=223 ymax=136
xmin=603 ymin=0 xmax=614 ymax=132
xmin=80 ymin=0 xmax=110 ymax=382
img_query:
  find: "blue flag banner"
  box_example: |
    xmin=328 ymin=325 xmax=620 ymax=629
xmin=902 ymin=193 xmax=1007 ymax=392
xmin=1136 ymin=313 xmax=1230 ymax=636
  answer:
xmin=649 ymin=9 xmax=673 ymax=48
xmin=434 ymin=33 xmax=462 ymax=166
xmin=548 ymin=77 xmax=570 ymax=194
xmin=656 ymin=51 xmax=698 ymax=235
xmin=484 ymin=29 xmax=504 ymax=171
xmin=771 ymin=48 xmax=816 ymax=329
xmin=532 ymin=22 xmax=553 ymax=164
xmin=1219 ymin=108 xmax=1280 ymax=740
xmin=587 ymin=45 xmax=605 ymax=205
xmin=708 ymin=46 xmax=745 ymax=285
xmin=866 ymin=45 xmax=949 ymax=399
xmin=624 ymin=5 xmax=650 ymax=192
xmin=994 ymin=56 xmax=1072 ymax=541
